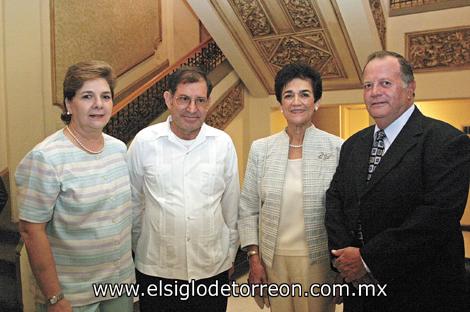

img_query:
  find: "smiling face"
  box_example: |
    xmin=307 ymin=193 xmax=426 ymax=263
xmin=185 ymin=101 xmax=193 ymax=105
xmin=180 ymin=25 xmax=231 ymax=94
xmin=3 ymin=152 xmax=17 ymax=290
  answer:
xmin=280 ymin=78 xmax=317 ymax=128
xmin=363 ymin=56 xmax=416 ymax=129
xmin=65 ymin=78 xmax=113 ymax=133
xmin=164 ymin=80 xmax=209 ymax=140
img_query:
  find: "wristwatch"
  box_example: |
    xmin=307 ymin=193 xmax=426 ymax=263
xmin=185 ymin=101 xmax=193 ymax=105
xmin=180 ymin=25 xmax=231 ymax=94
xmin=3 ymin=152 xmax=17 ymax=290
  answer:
xmin=48 ymin=292 xmax=64 ymax=305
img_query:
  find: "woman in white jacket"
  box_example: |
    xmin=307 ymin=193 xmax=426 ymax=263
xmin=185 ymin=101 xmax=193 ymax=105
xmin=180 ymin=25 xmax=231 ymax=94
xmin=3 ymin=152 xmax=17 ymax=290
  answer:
xmin=238 ymin=63 xmax=342 ymax=312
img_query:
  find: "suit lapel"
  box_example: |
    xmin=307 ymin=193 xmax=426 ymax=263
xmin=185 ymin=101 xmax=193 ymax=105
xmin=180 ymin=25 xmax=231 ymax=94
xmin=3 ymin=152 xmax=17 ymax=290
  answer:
xmin=360 ymin=108 xmax=423 ymax=198
xmin=354 ymin=127 xmax=375 ymax=199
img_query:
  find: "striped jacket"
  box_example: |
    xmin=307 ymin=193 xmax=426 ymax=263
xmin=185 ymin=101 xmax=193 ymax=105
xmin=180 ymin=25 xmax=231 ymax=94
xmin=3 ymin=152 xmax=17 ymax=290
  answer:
xmin=238 ymin=126 xmax=342 ymax=267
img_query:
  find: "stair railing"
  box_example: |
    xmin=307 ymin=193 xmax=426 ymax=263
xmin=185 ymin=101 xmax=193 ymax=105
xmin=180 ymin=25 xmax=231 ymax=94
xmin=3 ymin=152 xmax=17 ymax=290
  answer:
xmin=104 ymin=37 xmax=225 ymax=142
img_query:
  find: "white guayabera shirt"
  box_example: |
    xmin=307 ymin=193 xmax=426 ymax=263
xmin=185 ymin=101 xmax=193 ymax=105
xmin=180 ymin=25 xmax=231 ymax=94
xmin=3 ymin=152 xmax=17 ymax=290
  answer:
xmin=128 ymin=116 xmax=240 ymax=281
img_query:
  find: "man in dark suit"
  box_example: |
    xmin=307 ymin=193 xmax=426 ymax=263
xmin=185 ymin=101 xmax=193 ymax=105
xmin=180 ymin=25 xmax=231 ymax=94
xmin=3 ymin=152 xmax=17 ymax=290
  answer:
xmin=325 ymin=50 xmax=470 ymax=311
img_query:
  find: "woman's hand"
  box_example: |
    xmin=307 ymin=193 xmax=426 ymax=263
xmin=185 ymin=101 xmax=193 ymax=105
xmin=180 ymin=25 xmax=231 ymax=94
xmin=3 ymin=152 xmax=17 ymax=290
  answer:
xmin=248 ymin=254 xmax=270 ymax=307
xmin=248 ymin=255 xmax=268 ymax=285
xmin=47 ymin=298 xmax=72 ymax=312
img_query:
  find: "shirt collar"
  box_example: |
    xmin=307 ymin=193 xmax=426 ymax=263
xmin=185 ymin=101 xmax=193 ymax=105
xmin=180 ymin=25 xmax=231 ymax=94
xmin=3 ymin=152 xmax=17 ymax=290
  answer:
xmin=165 ymin=115 xmax=213 ymax=147
xmin=374 ymin=104 xmax=415 ymax=144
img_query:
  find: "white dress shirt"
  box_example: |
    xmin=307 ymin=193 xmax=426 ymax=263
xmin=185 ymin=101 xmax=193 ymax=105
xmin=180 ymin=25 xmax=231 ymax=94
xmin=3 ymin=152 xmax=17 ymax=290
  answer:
xmin=128 ymin=117 xmax=240 ymax=281
xmin=374 ymin=104 xmax=415 ymax=154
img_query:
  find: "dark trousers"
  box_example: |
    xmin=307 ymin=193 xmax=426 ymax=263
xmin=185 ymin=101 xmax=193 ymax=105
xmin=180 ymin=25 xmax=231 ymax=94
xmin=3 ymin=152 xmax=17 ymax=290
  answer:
xmin=136 ymin=269 xmax=229 ymax=312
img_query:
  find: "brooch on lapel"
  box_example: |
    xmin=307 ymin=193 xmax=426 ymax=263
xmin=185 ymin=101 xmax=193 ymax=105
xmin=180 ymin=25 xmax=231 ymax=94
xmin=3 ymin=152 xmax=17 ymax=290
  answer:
xmin=318 ymin=152 xmax=332 ymax=160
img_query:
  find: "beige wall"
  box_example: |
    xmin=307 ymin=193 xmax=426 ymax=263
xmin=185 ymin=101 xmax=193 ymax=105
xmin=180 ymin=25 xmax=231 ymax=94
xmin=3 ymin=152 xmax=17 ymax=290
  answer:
xmin=270 ymin=107 xmax=286 ymax=134
xmin=3 ymin=0 xmax=55 ymax=222
xmin=0 ymin=0 xmax=7 ymax=171
xmin=340 ymin=104 xmax=370 ymax=139
xmin=240 ymin=92 xmax=272 ymax=171
xmin=314 ymin=105 xmax=341 ymax=137
xmin=416 ymin=99 xmax=470 ymax=131
xmin=271 ymin=104 xmax=369 ymax=140
xmin=52 ymin=0 xmax=161 ymax=104
xmin=163 ymin=0 xmax=200 ymax=63
xmin=225 ymin=108 xmax=246 ymax=182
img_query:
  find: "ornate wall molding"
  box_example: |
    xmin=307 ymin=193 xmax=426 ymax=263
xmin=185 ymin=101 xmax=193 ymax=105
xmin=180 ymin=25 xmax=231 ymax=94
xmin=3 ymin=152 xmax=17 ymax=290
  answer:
xmin=406 ymin=26 xmax=470 ymax=72
xmin=208 ymin=0 xmax=363 ymax=92
xmin=390 ymin=0 xmax=470 ymax=16
xmin=263 ymin=34 xmax=344 ymax=78
xmin=206 ymin=83 xmax=244 ymax=130
xmin=369 ymin=0 xmax=386 ymax=49
xmin=280 ymin=0 xmax=322 ymax=30
xmin=229 ymin=0 xmax=346 ymax=80
xmin=230 ymin=0 xmax=275 ymax=37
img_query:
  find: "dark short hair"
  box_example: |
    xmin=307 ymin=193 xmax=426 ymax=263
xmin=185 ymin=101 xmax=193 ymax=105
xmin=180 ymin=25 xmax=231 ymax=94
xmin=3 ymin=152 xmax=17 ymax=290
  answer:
xmin=274 ymin=63 xmax=322 ymax=103
xmin=61 ymin=60 xmax=115 ymax=124
xmin=364 ymin=51 xmax=414 ymax=86
xmin=167 ymin=66 xmax=213 ymax=97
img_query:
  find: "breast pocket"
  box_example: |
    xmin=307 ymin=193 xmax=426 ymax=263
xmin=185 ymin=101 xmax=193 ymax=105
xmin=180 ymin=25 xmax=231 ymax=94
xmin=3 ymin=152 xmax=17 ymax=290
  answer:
xmin=144 ymin=165 xmax=172 ymax=198
xmin=200 ymin=165 xmax=225 ymax=196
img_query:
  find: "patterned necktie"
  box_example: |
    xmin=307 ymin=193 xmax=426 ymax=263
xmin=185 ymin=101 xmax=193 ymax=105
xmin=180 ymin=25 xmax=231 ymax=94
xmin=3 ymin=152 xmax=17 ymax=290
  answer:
xmin=367 ymin=129 xmax=386 ymax=181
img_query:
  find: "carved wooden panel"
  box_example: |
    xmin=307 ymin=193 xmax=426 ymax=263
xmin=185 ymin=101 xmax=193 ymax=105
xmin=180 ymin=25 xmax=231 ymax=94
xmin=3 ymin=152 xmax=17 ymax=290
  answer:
xmin=391 ymin=0 xmax=449 ymax=9
xmin=406 ymin=26 xmax=470 ymax=72
xmin=369 ymin=0 xmax=386 ymax=49
xmin=230 ymin=0 xmax=275 ymax=37
xmin=206 ymin=83 xmax=244 ymax=130
xmin=261 ymin=34 xmax=343 ymax=78
xmin=280 ymin=0 xmax=322 ymax=30
xmin=228 ymin=0 xmax=346 ymax=80
xmin=390 ymin=0 xmax=470 ymax=16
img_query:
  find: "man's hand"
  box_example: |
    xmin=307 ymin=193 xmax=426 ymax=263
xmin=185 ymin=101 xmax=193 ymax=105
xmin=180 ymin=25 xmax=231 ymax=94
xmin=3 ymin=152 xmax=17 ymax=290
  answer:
xmin=228 ymin=264 xmax=235 ymax=279
xmin=332 ymin=247 xmax=367 ymax=282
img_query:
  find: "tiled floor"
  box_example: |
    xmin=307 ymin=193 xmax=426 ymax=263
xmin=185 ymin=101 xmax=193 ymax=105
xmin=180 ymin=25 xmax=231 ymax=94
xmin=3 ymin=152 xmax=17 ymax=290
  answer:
xmin=227 ymin=274 xmax=343 ymax=312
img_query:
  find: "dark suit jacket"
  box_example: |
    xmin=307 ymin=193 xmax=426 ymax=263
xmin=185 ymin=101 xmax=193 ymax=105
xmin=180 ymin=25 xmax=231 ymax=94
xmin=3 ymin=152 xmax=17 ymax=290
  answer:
xmin=325 ymin=108 xmax=470 ymax=312
xmin=0 ymin=178 xmax=7 ymax=213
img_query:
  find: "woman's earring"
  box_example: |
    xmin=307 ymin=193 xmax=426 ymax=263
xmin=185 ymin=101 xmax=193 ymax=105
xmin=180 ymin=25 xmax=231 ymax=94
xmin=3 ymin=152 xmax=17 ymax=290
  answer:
xmin=66 ymin=111 xmax=71 ymax=116
xmin=314 ymin=106 xmax=318 ymax=111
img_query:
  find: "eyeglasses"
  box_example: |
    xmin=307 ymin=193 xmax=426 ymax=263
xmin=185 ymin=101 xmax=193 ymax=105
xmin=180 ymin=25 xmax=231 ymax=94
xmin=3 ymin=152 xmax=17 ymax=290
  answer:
xmin=282 ymin=91 xmax=313 ymax=104
xmin=174 ymin=95 xmax=208 ymax=107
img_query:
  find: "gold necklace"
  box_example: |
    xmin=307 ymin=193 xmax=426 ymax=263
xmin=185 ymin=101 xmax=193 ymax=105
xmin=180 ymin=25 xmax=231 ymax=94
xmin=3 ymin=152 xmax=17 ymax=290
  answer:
xmin=65 ymin=126 xmax=104 ymax=154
